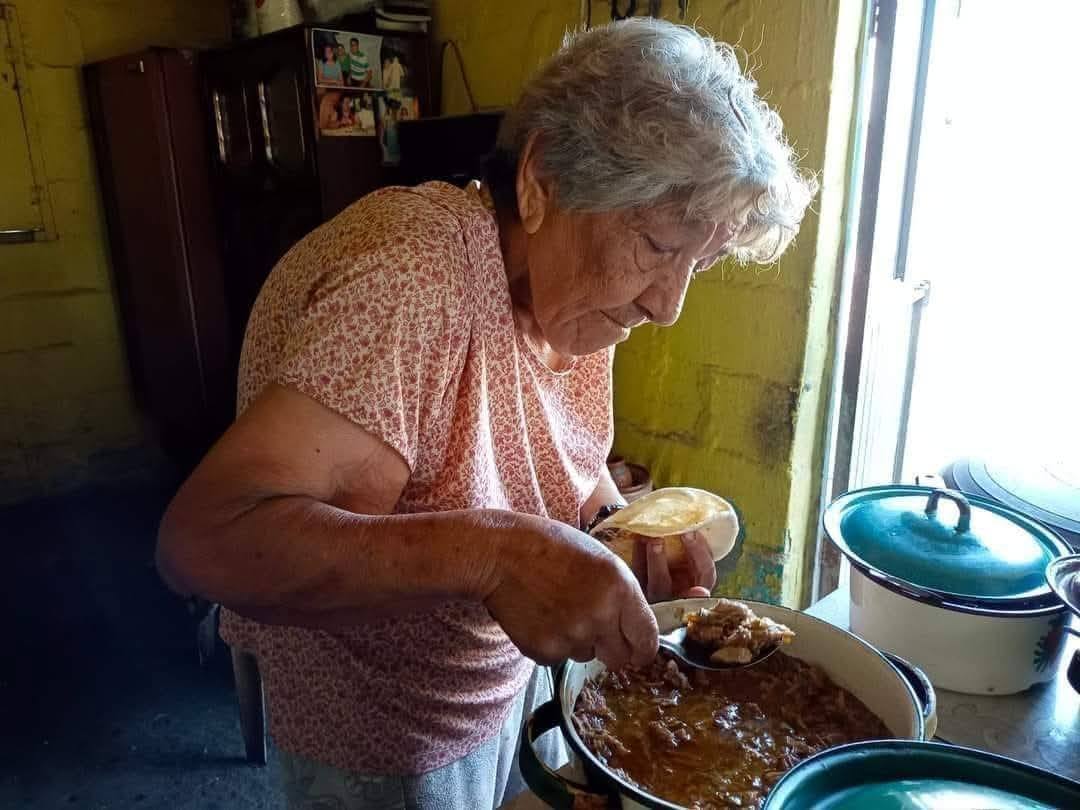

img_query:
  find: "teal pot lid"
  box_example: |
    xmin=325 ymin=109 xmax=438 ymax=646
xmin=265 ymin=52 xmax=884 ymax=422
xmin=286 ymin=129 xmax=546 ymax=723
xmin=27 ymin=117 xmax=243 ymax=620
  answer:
xmin=824 ymin=486 xmax=1069 ymax=609
xmin=764 ymin=740 xmax=1080 ymax=810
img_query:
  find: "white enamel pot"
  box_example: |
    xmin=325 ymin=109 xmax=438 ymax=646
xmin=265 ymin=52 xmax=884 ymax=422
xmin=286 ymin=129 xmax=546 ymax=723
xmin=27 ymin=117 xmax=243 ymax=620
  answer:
xmin=826 ymin=486 xmax=1072 ymax=696
xmin=519 ymin=598 xmax=931 ymax=810
xmin=849 ymin=568 xmax=1069 ymax=695
xmin=1046 ymin=554 xmax=1080 ymax=693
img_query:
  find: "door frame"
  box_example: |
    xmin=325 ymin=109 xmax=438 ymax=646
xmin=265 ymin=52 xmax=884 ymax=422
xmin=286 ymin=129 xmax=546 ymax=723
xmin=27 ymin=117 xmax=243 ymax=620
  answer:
xmin=812 ymin=0 xmax=941 ymax=600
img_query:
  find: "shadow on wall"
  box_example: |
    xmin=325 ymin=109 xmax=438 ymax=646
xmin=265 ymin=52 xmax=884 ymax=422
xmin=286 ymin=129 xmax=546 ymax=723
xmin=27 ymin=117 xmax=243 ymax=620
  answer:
xmin=711 ymin=500 xmax=786 ymax=603
xmin=0 ymin=0 xmax=229 ymax=505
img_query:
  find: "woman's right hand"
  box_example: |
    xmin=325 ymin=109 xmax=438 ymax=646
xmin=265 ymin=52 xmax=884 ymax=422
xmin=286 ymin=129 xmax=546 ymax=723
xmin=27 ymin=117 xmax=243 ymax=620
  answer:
xmin=482 ymin=513 xmax=659 ymax=670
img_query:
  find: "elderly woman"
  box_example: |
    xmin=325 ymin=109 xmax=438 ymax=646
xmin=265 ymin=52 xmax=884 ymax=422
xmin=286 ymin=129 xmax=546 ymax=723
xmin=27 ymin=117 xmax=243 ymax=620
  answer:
xmin=157 ymin=17 xmax=813 ymax=810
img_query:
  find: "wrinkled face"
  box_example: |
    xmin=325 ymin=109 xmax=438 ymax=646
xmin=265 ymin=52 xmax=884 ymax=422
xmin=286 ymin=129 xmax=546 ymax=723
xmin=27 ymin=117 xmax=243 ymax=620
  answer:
xmin=525 ymin=204 xmax=736 ymax=356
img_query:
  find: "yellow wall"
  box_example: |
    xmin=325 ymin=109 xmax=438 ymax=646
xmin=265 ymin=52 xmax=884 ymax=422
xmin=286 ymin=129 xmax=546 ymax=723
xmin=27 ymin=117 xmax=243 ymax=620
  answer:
xmin=0 ymin=0 xmax=860 ymax=603
xmin=0 ymin=1 xmax=228 ymax=503
xmin=435 ymin=1 xmax=864 ymax=605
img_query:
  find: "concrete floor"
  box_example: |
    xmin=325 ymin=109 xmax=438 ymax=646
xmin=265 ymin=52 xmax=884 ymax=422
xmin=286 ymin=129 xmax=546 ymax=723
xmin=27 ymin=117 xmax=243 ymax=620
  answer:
xmin=0 ymin=479 xmax=283 ymax=810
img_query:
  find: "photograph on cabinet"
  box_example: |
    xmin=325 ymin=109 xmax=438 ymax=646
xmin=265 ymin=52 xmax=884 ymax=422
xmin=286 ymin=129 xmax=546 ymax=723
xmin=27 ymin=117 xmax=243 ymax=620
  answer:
xmin=312 ymin=28 xmax=383 ymax=89
xmin=378 ymin=92 xmax=419 ymax=163
xmin=380 ymin=37 xmax=416 ymax=96
xmin=317 ymin=88 xmax=378 ymax=137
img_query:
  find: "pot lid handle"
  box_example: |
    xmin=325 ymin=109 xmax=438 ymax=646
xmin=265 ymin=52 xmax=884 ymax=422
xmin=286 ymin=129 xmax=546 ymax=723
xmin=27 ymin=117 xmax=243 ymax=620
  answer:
xmin=925 ymin=488 xmax=972 ymax=534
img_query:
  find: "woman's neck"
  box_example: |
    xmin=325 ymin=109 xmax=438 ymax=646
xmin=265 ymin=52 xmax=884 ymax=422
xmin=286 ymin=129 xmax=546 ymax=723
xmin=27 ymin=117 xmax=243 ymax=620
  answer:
xmin=493 ymin=197 xmax=573 ymax=371
xmin=496 ymin=207 xmax=533 ymax=306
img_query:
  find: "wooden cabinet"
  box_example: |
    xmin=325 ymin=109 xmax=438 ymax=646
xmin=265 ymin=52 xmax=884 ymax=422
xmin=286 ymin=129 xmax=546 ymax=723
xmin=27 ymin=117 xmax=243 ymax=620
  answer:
xmin=86 ymin=28 xmax=507 ymax=467
xmin=85 ymin=49 xmax=233 ymax=462
xmin=201 ymin=23 xmax=433 ymax=357
xmin=202 ymin=31 xmax=321 ymax=362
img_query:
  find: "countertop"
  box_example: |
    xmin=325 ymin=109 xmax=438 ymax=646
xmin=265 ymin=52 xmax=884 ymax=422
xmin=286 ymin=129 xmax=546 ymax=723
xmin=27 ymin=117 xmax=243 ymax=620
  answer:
xmin=501 ymin=589 xmax=1080 ymax=809
xmin=807 ymin=588 xmax=1080 ymax=780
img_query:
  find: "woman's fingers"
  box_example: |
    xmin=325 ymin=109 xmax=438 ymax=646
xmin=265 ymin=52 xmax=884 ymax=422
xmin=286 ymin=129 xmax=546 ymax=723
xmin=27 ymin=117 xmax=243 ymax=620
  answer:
xmin=620 ymin=586 xmax=659 ymax=667
xmin=594 ymin=632 xmax=633 ymax=670
xmin=679 ymin=585 xmax=712 ymax=598
xmin=630 ymin=536 xmax=649 ymax=587
xmin=644 ymin=540 xmax=673 ymax=603
xmin=681 ymin=531 xmax=718 ymax=592
xmin=639 ymin=533 xmax=716 ymax=601
xmin=567 ymin=642 xmax=598 ymax=663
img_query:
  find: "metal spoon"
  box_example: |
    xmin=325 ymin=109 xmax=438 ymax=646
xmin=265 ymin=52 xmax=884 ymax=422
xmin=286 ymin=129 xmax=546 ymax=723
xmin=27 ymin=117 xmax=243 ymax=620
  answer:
xmin=658 ymin=626 xmax=781 ymax=671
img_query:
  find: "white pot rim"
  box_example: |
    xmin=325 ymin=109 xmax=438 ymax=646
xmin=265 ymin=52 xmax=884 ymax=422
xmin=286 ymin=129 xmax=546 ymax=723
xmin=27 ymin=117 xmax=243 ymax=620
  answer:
xmin=843 ymin=556 xmax=1069 ymax=618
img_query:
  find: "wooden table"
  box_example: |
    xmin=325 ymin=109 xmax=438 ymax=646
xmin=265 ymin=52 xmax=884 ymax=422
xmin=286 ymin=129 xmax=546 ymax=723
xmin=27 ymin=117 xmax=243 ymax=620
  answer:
xmin=502 ymin=590 xmax=1080 ymax=808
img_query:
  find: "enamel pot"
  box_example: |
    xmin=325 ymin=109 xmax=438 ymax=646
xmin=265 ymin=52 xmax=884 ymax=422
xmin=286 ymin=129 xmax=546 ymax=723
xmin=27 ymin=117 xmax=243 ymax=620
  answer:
xmin=1046 ymin=553 xmax=1080 ymax=693
xmin=763 ymin=740 xmax=1080 ymax=809
xmin=518 ymin=598 xmax=931 ymax=810
xmin=824 ymin=486 xmax=1072 ymax=695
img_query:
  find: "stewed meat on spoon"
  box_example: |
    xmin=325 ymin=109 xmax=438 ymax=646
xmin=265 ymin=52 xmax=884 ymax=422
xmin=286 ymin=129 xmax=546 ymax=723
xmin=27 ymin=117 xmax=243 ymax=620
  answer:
xmin=659 ymin=599 xmax=795 ymax=671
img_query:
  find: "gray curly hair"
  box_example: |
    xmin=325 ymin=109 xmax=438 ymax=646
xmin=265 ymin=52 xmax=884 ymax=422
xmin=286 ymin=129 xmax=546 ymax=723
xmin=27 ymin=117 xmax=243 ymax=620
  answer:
xmin=487 ymin=18 xmax=817 ymax=264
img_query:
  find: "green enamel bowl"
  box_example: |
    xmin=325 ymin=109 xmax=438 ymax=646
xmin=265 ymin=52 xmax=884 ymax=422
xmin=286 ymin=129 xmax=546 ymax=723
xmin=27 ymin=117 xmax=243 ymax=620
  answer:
xmin=764 ymin=740 xmax=1080 ymax=810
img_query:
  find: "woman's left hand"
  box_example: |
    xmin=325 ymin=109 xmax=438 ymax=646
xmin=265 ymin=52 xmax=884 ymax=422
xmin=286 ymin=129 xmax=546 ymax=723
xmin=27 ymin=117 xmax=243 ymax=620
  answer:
xmin=632 ymin=531 xmax=717 ymax=602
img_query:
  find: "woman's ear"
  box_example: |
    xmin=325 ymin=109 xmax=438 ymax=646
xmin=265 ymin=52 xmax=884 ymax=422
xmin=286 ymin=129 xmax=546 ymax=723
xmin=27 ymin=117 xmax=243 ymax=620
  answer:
xmin=515 ymin=132 xmax=551 ymax=235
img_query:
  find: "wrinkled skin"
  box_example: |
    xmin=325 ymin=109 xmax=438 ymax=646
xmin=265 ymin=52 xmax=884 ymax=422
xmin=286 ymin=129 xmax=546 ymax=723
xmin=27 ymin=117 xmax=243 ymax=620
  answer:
xmin=498 ymin=134 xmax=732 ymax=599
xmin=500 ymin=133 xmax=738 ymax=363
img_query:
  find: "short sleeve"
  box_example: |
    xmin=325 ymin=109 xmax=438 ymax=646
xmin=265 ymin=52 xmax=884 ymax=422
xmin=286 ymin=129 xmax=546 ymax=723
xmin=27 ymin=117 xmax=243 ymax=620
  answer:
xmin=275 ymin=197 xmax=468 ymax=470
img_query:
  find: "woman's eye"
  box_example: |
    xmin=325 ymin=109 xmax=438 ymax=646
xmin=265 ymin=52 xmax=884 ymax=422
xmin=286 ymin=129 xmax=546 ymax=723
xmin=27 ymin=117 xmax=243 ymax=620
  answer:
xmin=645 ymin=235 xmax=676 ymax=255
xmin=693 ymin=251 xmax=728 ymax=276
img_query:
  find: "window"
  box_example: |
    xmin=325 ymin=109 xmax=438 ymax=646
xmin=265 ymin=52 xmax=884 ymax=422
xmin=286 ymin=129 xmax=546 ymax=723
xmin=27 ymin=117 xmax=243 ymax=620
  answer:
xmin=0 ymin=4 xmax=53 ymax=243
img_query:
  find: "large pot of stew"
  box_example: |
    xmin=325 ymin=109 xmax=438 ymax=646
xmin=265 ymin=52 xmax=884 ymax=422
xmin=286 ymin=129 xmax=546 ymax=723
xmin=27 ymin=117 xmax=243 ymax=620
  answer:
xmin=520 ymin=598 xmax=929 ymax=810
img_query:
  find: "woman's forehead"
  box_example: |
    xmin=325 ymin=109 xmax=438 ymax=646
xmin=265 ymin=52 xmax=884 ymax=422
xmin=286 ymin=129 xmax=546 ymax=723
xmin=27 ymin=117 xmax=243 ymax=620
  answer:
xmin=629 ymin=207 xmax=725 ymax=242
xmin=632 ymin=204 xmax=722 ymax=229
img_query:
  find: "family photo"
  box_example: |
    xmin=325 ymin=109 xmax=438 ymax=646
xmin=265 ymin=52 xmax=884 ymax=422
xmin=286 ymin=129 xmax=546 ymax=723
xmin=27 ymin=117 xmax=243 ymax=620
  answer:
xmin=317 ymin=88 xmax=377 ymax=137
xmin=312 ymin=28 xmax=382 ymax=89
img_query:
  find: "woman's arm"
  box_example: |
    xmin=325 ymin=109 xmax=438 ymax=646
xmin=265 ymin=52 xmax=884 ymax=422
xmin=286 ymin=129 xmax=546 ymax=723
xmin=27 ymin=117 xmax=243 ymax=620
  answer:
xmin=157 ymin=384 xmax=658 ymax=667
xmin=580 ymin=465 xmax=627 ymax=530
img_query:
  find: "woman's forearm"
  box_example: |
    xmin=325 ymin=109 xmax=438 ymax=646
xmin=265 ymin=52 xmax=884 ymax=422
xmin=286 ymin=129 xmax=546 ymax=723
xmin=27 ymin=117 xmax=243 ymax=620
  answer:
xmin=158 ymin=495 xmax=513 ymax=628
xmin=580 ymin=466 xmax=627 ymax=529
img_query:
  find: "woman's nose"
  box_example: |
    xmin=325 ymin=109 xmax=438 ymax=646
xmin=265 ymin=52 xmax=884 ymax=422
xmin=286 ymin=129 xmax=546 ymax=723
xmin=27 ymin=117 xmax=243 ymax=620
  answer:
xmin=636 ymin=265 xmax=694 ymax=327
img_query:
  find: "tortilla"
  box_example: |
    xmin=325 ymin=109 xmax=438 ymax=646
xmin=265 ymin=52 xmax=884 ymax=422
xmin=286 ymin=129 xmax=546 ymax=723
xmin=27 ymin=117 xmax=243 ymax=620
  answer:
xmin=590 ymin=487 xmax=739 ymax=568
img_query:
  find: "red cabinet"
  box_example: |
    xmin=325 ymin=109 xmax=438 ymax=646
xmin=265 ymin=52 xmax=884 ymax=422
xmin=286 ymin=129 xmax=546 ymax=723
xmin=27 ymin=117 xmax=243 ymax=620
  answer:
xmin=86 ymin=49 xmax=233 ymax=463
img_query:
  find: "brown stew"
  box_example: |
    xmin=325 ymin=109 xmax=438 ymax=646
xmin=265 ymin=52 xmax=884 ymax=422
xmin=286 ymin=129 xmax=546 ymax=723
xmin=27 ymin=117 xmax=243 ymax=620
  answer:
xmin=572 ymin=653 xmax=889 ymax=809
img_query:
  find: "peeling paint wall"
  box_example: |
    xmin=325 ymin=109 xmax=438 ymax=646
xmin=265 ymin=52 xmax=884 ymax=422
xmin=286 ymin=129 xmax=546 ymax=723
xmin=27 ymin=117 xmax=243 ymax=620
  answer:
xmin=0 ymin=1 xmax=229 ymax=503
xmin=612 ymin=1 xmax=863 ymax=606
xmin=436 ymin=1 xmax=863 ymax=605
xmin=434 ymin=0 xmax=579 ymax=114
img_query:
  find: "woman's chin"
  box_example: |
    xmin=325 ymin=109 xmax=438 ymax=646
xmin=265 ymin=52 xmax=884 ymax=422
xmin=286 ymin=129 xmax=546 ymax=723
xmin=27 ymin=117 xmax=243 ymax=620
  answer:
xmin=594 ymin=327 xmax=633 ymax=352
xmin=558 ymin=334 xmax=625 ymax=357
xmin=572 ymin=327 xmax=635 ymax=356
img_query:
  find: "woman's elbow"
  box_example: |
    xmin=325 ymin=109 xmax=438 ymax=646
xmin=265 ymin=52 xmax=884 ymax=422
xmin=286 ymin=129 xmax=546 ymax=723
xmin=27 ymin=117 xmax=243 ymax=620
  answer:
xmin=155 ymin=500 xmax=221 ymax=600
